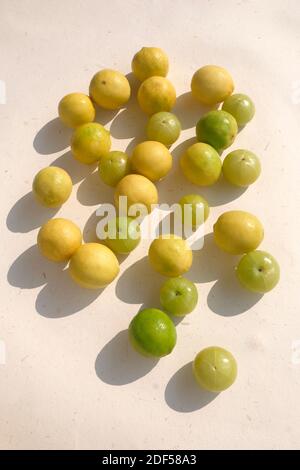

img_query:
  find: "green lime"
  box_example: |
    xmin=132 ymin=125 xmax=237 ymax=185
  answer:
xmin=129 ymin=308 xmax=177 ymax=357
xmin=196 ymin=110 xmax=238 ymax=153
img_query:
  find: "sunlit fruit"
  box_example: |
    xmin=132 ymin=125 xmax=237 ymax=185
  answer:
xmin=71 ymin=122 xmax=111 ymax=164
xmin=32 ymin=166 xmax=72 ymax=208
xmin=222 ymin=149 xmax=261 ymax=187
xmin=89 ymin=69 xmax=130 ymax=109
xmin=160 ymin=277 xmax=198 ymax=316
xmin=114 ymin=174 xmax=158 ymax=215
xmin=131 ymin=140 xmax=172 ymax=181
xmin=37 ymin=218 xmax=82 ymax=262
xmin=129 ymin=308 xmax=176 ymax=357
xmin=58 ymin=93 xmax=95 ymax=128
xmin=103 ymin=216 xmax=141 ymax=254
xmin=180 ymin=142 xmax=222 ymax=186
xmin=222 ymin=93 xmax=255 ymax=127
xmin=179 ymin=194 xmax=210 ymax=228
xmin=146 ymin=111 xmax=181 ymax=147
xmin=213 ymin=210 xmax=264 ymax=255
xmin=148 ymin=234 xmax=193 ymax=277
xmin=193 ymin=346 xmax=237 ymax=392
xmin=132 ymin=47 xmax=169 ymax=81
xmin=191 ymin=65 xmax=234 ymax=105
xmin=196 ymin=110 xmax=238 ymax=153
xmin=137 ymin=76 xmax=176 ymax=115
xmin=236 ymin=250 xmax=280 ymax=293
xmin=98 ymin=151 xmax=130 ymax=187
xmin=69 ymin=243 xmax=119 ymax=289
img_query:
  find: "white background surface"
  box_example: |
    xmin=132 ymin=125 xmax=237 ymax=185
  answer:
xmin=1 ymin=0 xmax=300 ymax=450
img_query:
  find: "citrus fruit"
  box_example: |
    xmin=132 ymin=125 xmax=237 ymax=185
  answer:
xmin=191 ymin=65 xmax=234 ymax=105
xmin=236 ymin=250 xmax=280 ymax=293
xmin=131 ymin=140 xmax=172 ymax=182
xmin=146 ymin=111 xmax=181 ymax=147
xmin=148 ymin=234 xmax=193 ymax=277
xmin=160 ymin=277 xmax=198 ymax=316
xmin=103 ymin=216 xmax=141 ymax=254
xmin=193 ymin=346 xmax=237 ymax=392
xmin=37 ymin=218 xmax=82 ymax=262
xmin=71 ymin=122 xmax=111 ymax=164
xmin=131 ymin=47 xmax=169 ymax=81
xmin=98 ymin=151 xmax=130 ymax=187
xmin=58 ymin=93 xmax=95 ymax=128
xmin=222 ymin=149 xmax=261 ymax=187
xmin=196 ymin=110 xmax=238 ymax=153
xmin=137 ymin=76 xmax=176 ymax=115
xmin=180 ymin=142 xmax=222 ymax=186
xmin=114 ymin=174 xmax=158 ymax=215
xmin=32 ymin=166 xmax=72 ymax=208
xmin=222 ymin=93 xmax=255 ymax=127
xmin=89 ymin=69 xmax=130 ymax=109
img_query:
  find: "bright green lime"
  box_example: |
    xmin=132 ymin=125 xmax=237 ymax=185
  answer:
xmin=196 ymin=110 xmax=238 ymax=153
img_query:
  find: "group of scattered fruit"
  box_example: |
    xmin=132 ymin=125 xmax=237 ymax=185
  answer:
xmin=31 ymin=47 xmax=280 ymax=394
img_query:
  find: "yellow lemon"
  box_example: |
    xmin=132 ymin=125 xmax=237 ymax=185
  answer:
xmin=37 ymin=218 xmax=82 ymax=262
xmin=69 ymin=243 xmax=119 ymax=289
xmin=71 ymin=122 xmax=111 ymax=164
xmin=131 ymin=47 xmax=169 ymax=81
xmin=131 ymin=141 xmax=172 ymax=182
xmin=58 ymin=93 xmax=95 ymax=128
xmin=191 ymin=65 xmax=234 ymax=105
xmin=137 ymin=76 xmax=176 ymax=115
xmin=32 ymin=166 xmax=72 ymax=208
xmin=89 ymin=69 xmax=130 ymax=110
xmin=148 ymin=235 xmax=193 ymax=277
xmin=114 ymin=174 xmax=158 ymax=214
xmin=213 ymin=210 xmax=264 ymax=255
xmin=180 ymin=142 xmax=222 ymax=186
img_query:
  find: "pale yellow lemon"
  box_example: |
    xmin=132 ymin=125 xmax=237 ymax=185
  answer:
xmin=71 ymin=122 xmax=111 ymax=164
xmin=58 ymin=93 xmax=95 ymax=128
xmin=68 ymin=243 xmax=119 ymax=289
xmin=137 ymin=76 xmax=176 ymax=115
xmin=191 ymin=65 xmax=234 ymax=106
xmin=132 ymin=47 xmax=169 ymax=81
xmin=37 ymin=218 xmax=82 ymax=262
xmin=148 ymin=235 xmax=193 ymax=277
xmin=89 ymin=69 xmax=130 ymax=110
xmin=32 ymin=166 xmax=72 ymax=208
xmin=131 ymin=141 xmax=172 ymax=182
xmin=114 ymin=174 xmax=158 ymax=214
xmin=213 ymin=210 xmax=264 ymax=255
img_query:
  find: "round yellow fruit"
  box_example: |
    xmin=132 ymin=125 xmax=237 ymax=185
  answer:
xmin=37 ymin=218 xmax=82 ymax=262
xmin=69 ymin=243 xmax=119 ymax=289
xmin=191 ymin=65 xmax=234 ymax=105
xmin=131 ymin=47 xmax=169 ymax=81
xmin=148 ymin=235 xmax=193 ymax=277
xmin=114 ymin=174 xmax=158 ymax=214
xmin=58 ymin=93 xmax=95 ymax=128
xmin=71 ymin=122 xmax=111 ymax=164
xmin=137 ymin=76 xmax=176 ymax=115
xmin=213 ymin=210 xmax=264 ymax=255
xmin=180 ymin=142 xmax=222 ymax=186
xmin=32 ymin=166 xmax=72 ymax=208
xmin=89 ymin=69 xmax=131 ymax=110
xmin=131 ymin=141 xmax=172 ymax=182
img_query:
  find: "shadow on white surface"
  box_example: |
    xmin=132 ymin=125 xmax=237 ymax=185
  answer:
xmin=95 ymin=330 xmax=158 ymax=385
xmin=115 ymin=257 xmax=163 ymax=305
xmin=33 ymin=118 xmax=72 ymax=155
xmin=51 ymin=151 xmax=97 ymax=184
xmin=76 ymin=171 xmax=114 ymax=206
xmin=95 ymin=106 xmax=119 ymax=127
xmin=173 ymin=92 xmax=217 ymax=130
xmin=6 ymin=192 xmax=59 ymax=233
xmin=164 ymin=362 xmax=218 ymax=412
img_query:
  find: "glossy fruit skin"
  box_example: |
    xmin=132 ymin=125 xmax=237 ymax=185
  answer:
xmin=191 ymin=65 xmax=234 ymax=105
xmin=222 ymin=93 xmax=255 ymax=127
xmin=98 ymin=151 xmax=130 ymax=187
xmin=180 ymin=142 xmax=222 ymax=186
xmin=146 ymin=111 xmax=181 ymax=147
xmin=213 ymin=210 xmax=264 ymax=255
xmin=236 ymin=250 xmax=280 ymax=293
xmin=222 ymin=149 xmax=261 ymax=187
xmin=89 ymin=69 xmax=130 ymax=109
xmin=129 ymin=308 xmax=176 ymax=357
xmin=160 ymin=277 xmax=198 ymax=316
xmin=179 ymin=194 xmax=210 ymax=228
xmin=114 ymin=174 xmax=158 ymax=214
xmin=32 ymin=166 xmax=72 ymax=208
xmin=37 ymin=218 xmax=82 ymax=262
xmin=71 ymin=122 xmax=111 ymax=164
xmin=196 ymin=110 xmax=238 ymax=153
xmin=131 ymin=47 xmax=169 ymax=82
xmin=58 ymin=93 xmax=95 ymax=128
xmin=131 ymin=140 xmax=172 ymax=182
xmin=137 ymin=76 xmax=176 ymax=115
xmin=193 ymin=346 xmax=237 ymax=392
xmin=104 ymin=216 xmax=141 ymax=254
xmin=69 ymin=243 xmax=119 ymax=289
xmin=148 ymin=235 xmax=193 ymax=277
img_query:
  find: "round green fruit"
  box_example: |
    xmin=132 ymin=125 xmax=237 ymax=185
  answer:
xmin=222 ymin=149 xmax=261 ymax=187
xmin=160 ymin=277 xmax=198 ymax=316
xmin=179 ymin=194 xmax=210 ymax=228
xmin=196 ymin=110 xmax=238 ymax=153
xmin=146 ymin=111 xmax=181 ymax=147
xmin=180 ymin=142 xmax=222 ymax=186
xmin=71 ymin=122 xmax=111 ymax=164
xmin=236 ymin=250 xmax=280 ymax=293
xmin=193 ymin=346 xmax=237 ymax=392
xmin=222 ymin=93 xmax=255 ymax=127
xmin=98 ymin=151 xmax=130 ymax=187
xmin=103 ymin=216 xmax=141 ymax=254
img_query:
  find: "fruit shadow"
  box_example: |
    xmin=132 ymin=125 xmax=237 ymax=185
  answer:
xmin=189 ymin=233 xmax=263 ymax=316
xmin=156 ymin=138 xmax=247 ymax=209
xmin=7 ymin=244 xmax=102 ymax=318
xmin=33 ymin=117 xmax=72 ymax=155
xmin=173 ymin=92 xmax=217 ymax=130
xmin=95 ymin=330 xmax=158 ymax=385
xmin=51 ymin=151 xmax=97 ymax=184
xmin=76 ymin=170 xmax=114 ymax=206
xmin=164 ymin=362 xmax=218 ymax=412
